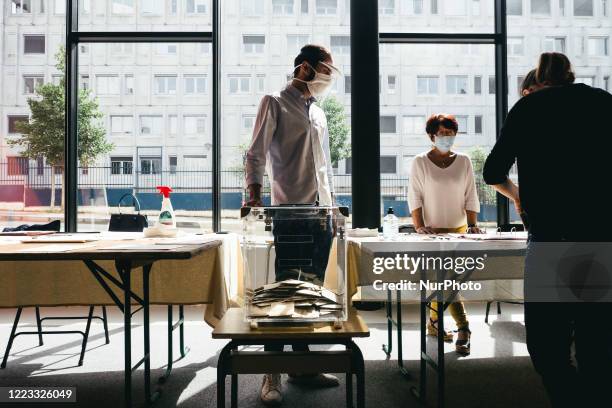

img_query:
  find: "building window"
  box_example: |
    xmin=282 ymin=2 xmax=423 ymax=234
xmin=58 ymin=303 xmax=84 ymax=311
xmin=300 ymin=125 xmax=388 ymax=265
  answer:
xmin=273 ymin=0 xmax=294 ymax=15
xmin=169 ymin=115 xmax=178 ymax=136
xmin=80 ymin=74 xmax=90 ymax=91
xmin=403 ymin=115 xmax=424 ymax=135
xmin=55 ymin=0 xmax=65 ymax=14
xmin=604 ymin=75 xmax=610 ymax=91
xmin=543 ymin=36 xmax=566 ymax=52
xmin=475 ymin=115 xmax=483 ymax=134
xmin=507 ymin=0 xmax=522 ymax=15
xmin=301 ymin=0 xmax=309 ymax=13
xmin=23 ymin=75 xmax=44 ymax=95
xmin=155 ymin=43 xmax=177 ymax=55
xmin=24 ymin=35 xmax=45 ymax=54
xmin=380 ymin=116 xmax=397 ymax=134
xmin=603 ymin=0 xmax=609 ymax=16
xmin=111 ymin=157 xmax=133 ymax=175
xmin=140 ymin=157 xmax=162 ymax=174
xmin=184 ymin=155 xmax=207 ymax=169
xmin=575 ymin=76 xmax=595 ymax=86
xmin=488 ymin=75 xmax=496 ymax=94
xmin=446 ymin=75 xmax=468 ymax=94
xmin=229 ymin=75 xmax=251 ymax=94
xmin=140 ymin=115 xmax=164 ymax=135
xmin=110 ymin=115 xmax=133 ymax=135
xmin=184 ymin=115 xmax=206 ymax=136
xmin=154 ymin=75 xmax=177 ymax=95
xmin=431 ymin=0 xmax=438 ymax=13
xmin=8 ymin=115 xmax=29 ymax=133
xmin=387 ymin=75 xmax=397 ymax=93
xmin=112 ymin=0 xmax=134 ymax=14
xmin=316 ymin=0 xmax=337 ymax=15
xmin=256 ymin=74 xmax=266 ymax=93
xmin=111 ymin=43 xmax=134 ymax=56
xmin=588 ymin=37 xmax=608 ymax=56
xmin=186 ymin=0 xmax=207 ymax=14
xmin=330 ymin=36 xmax=350 ymax=56
xmin=242 ymin=115 xmax=255 ymax=132
xmin=184 ymin=75 xmax=207 ymax=94
xmin=171 ymin=0 xmax=178 ymax=14
xmin=474 ymin=76 xmax=482 ymax=94
xmin=417 ymin=76 xmax=439 ymax=95
xmin=141 ymin=0 xmax=163 ymax=14
xmin=379 ymin=0 xmax=395 ymax=15
xmin=344 ymin=75 xmax=351 ymax=94
xmin=444 ymin=0 xmax=467 ymax=15
xmin=574 ymin=0 xmax=594 ymax=16
xmin=7 ymin=157 xmax=29 ymax=176
xmin=380 ymin=156 xmax=397 ymax=174
xmin=169 ymin=155 xmax=178 ymax=173
xmin=11 ymin=0 xmax=31 ymax=14
xmin=287 ymin=34 xmax=310 ymax=56
xmin=405 ymin=0 xmax=423 ymax=14
xmin=52 ymin=74 xmax=62 ymax=85
xmin=96 ymin=75 xmax=120 ymax=95
xmin=508 ymin=37 xmax=525 ymax=55
xmin=241 ymin=0 xmax=265 ymax=15
xmin=531 ymin=0 xmax=551 ymax=15
xmin=124 ymin=75 xmax=134 ymax=95
xmin=243 ymin=35 xmax=265 ymax=54
xmin=472 ymin=0 xmax=481 ymax=15
xmin=456 ymin=116 xmax=468 ymax=133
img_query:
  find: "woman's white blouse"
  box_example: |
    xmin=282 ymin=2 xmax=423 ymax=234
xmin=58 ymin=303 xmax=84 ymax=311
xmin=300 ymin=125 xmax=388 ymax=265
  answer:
xmin=408 ymin=151 xmax=480 ymax=229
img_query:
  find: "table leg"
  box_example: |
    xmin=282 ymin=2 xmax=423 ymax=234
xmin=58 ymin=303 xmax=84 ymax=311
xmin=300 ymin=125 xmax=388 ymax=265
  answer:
xmin=77 ymin=306 xmax=94 ymax=366
xmin=217 ymin=342 xmax=233 ymax=408
xmin=1 ymin=307 xmax=23 ymax=369
xmin=143 ymin=264 xmax=159 ymax=404
xmin=346 ymin=341 xmax=365 ymax=408
xmin=346 ymin=372 xmax=353 ymax=408
xmin=35 ymin=307 xmax=43 ymax=346
xmin=119 ymin=261 xmax=132 ymax=408
xmin=382 ymin=289 xmax=393 ymax=357
xmin=231 ymin=374 xmax=238 ymax=408
xmin=436 ymin=270 xmax=445 ymax=408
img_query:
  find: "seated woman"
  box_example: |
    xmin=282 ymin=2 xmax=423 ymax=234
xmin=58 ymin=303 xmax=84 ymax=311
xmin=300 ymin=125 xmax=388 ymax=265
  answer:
xmin=407 ymin=113 xmax=482 ymax=355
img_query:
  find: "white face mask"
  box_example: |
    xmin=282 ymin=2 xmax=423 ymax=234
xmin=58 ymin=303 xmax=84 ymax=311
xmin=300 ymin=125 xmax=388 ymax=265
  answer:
xmin=434 ymin=135 xmax=456 ymax=153
xmin=293 ymin=61 xmax=340 ymax=99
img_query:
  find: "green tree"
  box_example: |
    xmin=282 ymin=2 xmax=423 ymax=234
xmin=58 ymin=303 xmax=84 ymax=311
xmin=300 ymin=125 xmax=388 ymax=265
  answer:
xmin=8 ymin=46 xmax=112 ymax=210
xmin=319 ymin=96 xmax=351 ymax=167
xmin=468 ymin=146 xmax=496 ymax=204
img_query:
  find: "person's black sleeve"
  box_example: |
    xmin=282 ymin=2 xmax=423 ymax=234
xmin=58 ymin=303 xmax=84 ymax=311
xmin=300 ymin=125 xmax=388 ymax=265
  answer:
xmin=483 ymin=104 xmax=522 ymax=185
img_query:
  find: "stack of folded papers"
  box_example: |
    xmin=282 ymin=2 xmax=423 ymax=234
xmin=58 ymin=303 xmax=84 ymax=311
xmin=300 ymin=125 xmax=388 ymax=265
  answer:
xmin=246 ymin=279 xmax=343 ymax=319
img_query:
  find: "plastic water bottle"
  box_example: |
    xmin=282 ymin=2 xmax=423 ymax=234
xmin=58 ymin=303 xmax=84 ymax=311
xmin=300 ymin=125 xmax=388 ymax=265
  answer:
xmin=383 ymin=207 xmax=399 ymax=241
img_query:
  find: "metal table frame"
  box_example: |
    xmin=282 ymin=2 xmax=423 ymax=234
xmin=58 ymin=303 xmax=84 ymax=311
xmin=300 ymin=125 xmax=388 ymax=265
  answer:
xmin=217 ymin=338 xmax=365 ymax=408
xmin=0 ymin=240 xmax=218 ymax=407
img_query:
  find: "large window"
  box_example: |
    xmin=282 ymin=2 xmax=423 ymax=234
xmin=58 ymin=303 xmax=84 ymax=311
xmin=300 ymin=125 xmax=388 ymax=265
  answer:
xmin=24 ymin=35 xmax=45 ymax=54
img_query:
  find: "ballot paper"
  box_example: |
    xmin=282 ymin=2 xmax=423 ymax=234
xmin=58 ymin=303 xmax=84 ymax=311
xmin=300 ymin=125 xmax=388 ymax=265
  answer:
xmin=248 ymin=279 xmax=343 ymax=320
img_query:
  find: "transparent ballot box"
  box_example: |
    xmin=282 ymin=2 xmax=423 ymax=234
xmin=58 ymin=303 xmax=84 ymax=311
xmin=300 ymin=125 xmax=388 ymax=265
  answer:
xmin=241 ymin=205 xmax=349 ymax=326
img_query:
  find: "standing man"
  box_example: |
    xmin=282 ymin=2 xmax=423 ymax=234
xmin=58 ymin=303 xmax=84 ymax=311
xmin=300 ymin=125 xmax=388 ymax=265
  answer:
xmin=244 ymin=44 xmax=341 ymax=406
xmin=483 ymin=52 xmax=612 ymax=408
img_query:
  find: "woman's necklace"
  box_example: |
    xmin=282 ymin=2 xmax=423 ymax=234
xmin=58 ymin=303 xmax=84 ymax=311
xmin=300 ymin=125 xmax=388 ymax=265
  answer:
xmin=430 ymin=149 xmax=453 ymax=168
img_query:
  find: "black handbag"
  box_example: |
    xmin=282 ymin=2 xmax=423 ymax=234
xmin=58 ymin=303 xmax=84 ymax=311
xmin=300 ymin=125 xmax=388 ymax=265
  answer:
xmin=108 ymin=193 xmax=149 ymax=232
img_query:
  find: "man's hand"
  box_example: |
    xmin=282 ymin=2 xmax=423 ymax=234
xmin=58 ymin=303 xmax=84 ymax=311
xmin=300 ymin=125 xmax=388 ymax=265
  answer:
xmin=245 ymin=184 xmax=264 ymax=207
xmin=467 ymin=226 xmax=484 ymax=234
xmin=416 ymin=226 xmax=436 ymax=234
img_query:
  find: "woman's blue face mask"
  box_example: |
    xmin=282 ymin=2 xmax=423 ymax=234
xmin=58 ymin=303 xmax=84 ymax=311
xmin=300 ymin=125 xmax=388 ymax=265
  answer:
xmin=434 ymin=135 xmax=456 ymax=153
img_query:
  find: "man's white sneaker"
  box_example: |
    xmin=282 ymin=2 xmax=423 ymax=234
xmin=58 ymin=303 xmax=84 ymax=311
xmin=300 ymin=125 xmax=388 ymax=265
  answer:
xmin=260 ymin=374 xmax=283 ymax=406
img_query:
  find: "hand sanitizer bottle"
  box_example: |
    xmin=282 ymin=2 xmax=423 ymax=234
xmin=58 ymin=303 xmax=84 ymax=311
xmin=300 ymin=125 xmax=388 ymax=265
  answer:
xmin=383 ymin=207 xmax=399 ymax=241
xmin=156 ymin=186 xmax=176 ymax=229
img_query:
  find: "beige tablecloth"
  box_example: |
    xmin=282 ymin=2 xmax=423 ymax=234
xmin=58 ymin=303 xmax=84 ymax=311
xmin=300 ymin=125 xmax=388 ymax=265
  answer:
xmin=0 ymin=233 xmax=243 ymax=327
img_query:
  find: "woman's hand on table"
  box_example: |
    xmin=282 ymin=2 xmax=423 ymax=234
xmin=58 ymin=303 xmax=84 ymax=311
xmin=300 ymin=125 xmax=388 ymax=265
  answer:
xmin=416 ymin=226 xmax=436 ymax=234
xmin=467 ymin=226 xmax=484 ymax=234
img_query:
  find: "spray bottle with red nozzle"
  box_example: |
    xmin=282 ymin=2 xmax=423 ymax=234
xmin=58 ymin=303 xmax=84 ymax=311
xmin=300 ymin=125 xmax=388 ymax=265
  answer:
xmin=156 ymin=186 xmax=176 ymax=229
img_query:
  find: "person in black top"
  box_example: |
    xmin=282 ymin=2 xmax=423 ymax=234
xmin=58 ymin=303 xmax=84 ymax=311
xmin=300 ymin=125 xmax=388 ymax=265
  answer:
xmin=484 ymin=52 xmax=612 ymax=408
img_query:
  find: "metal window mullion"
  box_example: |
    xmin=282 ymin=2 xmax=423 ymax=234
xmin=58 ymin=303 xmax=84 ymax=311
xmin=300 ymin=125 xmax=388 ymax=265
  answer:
xmin=495 ymin=0 xmax=510 ymax=227
xmin=212 ymin=0 xmax=221 ymax=232
xmin=65 ymin=0 xmax=79 ymax=232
